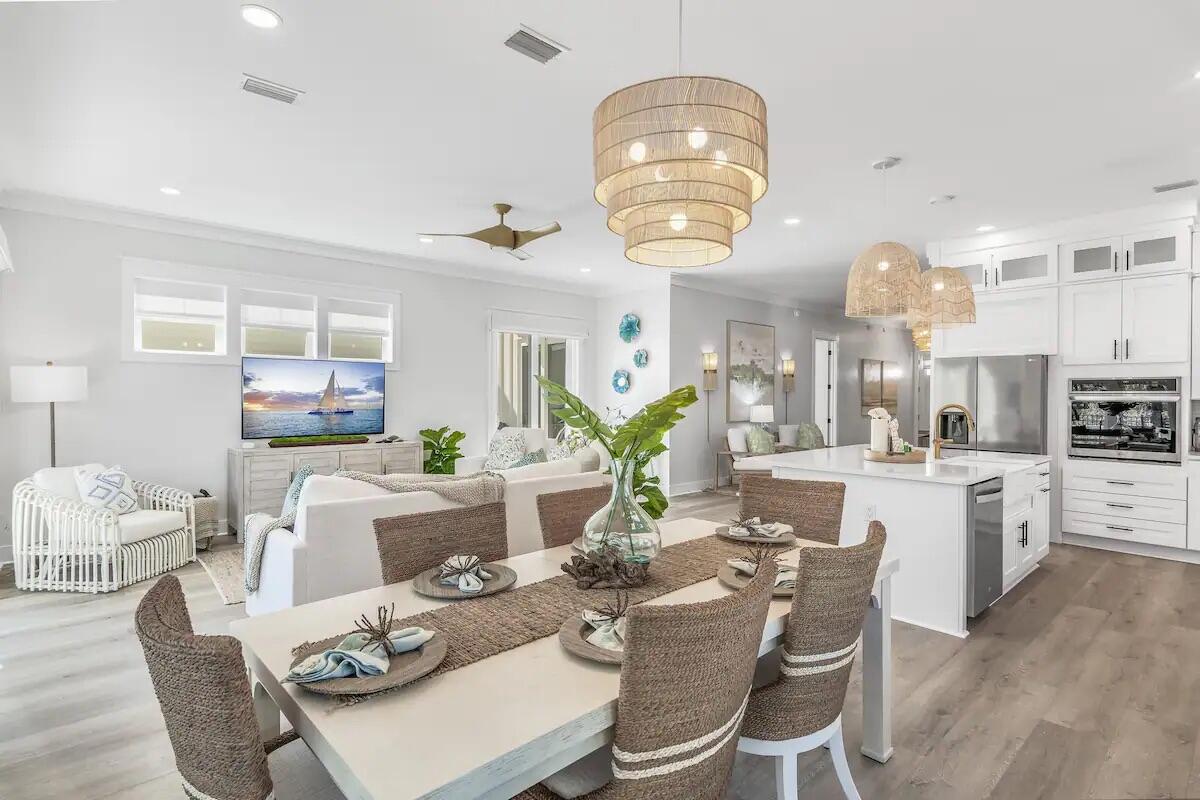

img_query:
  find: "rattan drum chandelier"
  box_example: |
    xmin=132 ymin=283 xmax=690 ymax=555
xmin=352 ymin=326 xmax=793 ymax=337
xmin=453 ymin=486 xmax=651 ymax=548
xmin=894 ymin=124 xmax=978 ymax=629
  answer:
xmin=592 ymin=6 xmax=767 ymax=267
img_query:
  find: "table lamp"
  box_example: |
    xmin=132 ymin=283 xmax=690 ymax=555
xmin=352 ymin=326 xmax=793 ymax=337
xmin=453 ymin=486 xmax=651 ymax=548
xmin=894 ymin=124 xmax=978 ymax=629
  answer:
xmin=749 ymin=404 xmax=774 ymax=431
xmin=10 ymin=361 xmax=88 ymax=467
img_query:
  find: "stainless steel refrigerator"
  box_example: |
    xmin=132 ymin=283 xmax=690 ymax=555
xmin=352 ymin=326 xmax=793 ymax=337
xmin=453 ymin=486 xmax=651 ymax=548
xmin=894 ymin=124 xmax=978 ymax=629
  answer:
xmin=933 ymin=355 xmax=1048 ymax=455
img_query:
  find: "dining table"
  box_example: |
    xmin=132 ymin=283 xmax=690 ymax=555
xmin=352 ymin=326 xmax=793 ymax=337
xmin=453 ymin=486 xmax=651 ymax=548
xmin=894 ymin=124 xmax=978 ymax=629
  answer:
xmin=230 ymin=516 xmax=900 ymax=800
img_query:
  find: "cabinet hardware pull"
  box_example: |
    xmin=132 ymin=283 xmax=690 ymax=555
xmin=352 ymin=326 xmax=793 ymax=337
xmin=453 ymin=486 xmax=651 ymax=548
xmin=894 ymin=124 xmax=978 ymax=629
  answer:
xmin=1113 ymin=339 xmax=1118 ymax=360
xmin=1106 ymin=480 xmax=1135 ymax=486
xmin=994 ymin=266 xmax=1000 ymax=286
xmin=1106 ymin=525 xmax=1134 ymax=532
xmin=1039 ymin=487 xmax=1051 ymax=493
xmin=984 ymin=269 xmax=988 ymax=288
xmin=1125 ymin=250 xmax=1130 ymax=271
xmin=1038 ymin=471 xmax=1050 ymax=476
xmin=1125 ymin=339 xmax=1129 ymax=360
xmin=1105 ymin=503 xmax=1134 ymax=509
xmin=1113 ymin=250 xmax=1118 ymax=271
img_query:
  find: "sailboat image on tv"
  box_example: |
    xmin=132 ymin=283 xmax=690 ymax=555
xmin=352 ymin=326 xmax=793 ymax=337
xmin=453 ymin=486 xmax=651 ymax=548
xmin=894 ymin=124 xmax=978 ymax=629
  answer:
xmin=308 ymin=370 xmax=355 ymax=415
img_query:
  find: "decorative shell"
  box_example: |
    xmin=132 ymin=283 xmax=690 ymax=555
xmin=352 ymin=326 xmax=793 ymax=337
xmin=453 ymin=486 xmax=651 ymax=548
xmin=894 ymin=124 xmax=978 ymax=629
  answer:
xmin=612 ymin=369 xmax=631 ymax=394
xmin=633 ymin=348 xmax=649 ymax=368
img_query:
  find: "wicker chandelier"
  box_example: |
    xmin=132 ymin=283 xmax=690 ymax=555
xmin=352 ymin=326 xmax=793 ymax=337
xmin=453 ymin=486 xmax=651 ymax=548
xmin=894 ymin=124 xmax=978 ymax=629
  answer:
xmin=592 ymin=5 xmax=767 ymax=267
xmin=845 ymin=157 xmax=921 ymax=317
xmin=910 ymin=266 xmax=977 ymax=328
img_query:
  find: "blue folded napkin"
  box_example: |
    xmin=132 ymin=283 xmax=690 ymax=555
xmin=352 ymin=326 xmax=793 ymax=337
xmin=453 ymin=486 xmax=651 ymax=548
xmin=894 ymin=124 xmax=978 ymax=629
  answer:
xmin=285 ymin=627 xmax=435 ymax=684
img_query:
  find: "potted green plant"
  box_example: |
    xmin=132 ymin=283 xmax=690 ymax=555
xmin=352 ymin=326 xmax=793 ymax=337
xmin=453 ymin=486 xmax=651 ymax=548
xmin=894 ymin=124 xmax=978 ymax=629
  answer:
xmin=537 ymin=377 xmax=697 ymax=564
xmin=419 ymin=427 xmax=465 ymax=475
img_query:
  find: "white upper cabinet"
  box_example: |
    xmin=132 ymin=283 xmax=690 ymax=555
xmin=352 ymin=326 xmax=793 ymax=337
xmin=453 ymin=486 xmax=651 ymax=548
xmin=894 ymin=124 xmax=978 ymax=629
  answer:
xmin=1061 ymin=281 xmax=1123 ymax=364
xmin=942 ymin=249 xmax=992 ymax=292
xmin=993 ymin=242 xmax=1057 ymax=289
xmin=1123 ymin=229 xmax=1186 ymax=276
xmin=1061 ymin=273 xmax=1189 ymax=365
xmin=1061 ymin=237 xmax=1123 ymax=281
xmin=933 ymin=286 xmax=1058 ymax=357
xmin=1122 ymin=273 xmax=1190 ymax=364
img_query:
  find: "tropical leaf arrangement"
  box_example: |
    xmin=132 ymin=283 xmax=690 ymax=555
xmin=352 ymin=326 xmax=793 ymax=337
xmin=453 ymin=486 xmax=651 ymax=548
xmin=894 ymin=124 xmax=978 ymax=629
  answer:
xmin=419 ymin=426 xmax=466 ymax=475
xmin=536 ymin=377 xmax=697 ymax=519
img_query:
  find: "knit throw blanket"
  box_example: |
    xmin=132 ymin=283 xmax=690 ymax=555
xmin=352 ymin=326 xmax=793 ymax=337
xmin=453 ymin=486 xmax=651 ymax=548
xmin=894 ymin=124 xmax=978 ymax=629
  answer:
xmin=242 ymin=470 xmax=506 ymax=593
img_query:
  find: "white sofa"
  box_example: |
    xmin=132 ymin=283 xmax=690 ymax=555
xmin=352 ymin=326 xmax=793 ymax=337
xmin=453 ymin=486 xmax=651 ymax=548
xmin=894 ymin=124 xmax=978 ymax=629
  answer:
xmin=455 ymin=426 xmax=608 ymax=476
xmin=246 ymin=466 xmax=609 ymax=616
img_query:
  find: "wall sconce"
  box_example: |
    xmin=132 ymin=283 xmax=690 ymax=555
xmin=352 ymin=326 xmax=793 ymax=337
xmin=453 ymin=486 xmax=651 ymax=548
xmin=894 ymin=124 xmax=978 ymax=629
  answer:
xmin=702 ymin=351 xmax=718 ymax=392
xmin=781 ymin=358 xmax=795 ymax=423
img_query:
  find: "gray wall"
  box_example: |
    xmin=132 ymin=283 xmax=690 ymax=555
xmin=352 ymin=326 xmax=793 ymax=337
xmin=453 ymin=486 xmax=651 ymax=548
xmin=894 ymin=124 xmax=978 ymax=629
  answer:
xmin=667 ymin=283 xmax=915 ymax=494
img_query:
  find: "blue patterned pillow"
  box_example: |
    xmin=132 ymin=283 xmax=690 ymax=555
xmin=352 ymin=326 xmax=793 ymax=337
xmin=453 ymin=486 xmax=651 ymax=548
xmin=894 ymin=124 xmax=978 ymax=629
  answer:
xmin=74 ymin=465 xmax=138 ymax=515
xmin=281 ymin=464 xmax=314 ymax=517
xmin=508 ymin=448 xmax=548 ymax=469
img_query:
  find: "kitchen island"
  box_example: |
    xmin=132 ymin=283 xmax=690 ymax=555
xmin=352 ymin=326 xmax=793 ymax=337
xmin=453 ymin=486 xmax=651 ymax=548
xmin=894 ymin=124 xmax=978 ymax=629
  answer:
xmin=738 ymin=444 xmax=1051 ymax=637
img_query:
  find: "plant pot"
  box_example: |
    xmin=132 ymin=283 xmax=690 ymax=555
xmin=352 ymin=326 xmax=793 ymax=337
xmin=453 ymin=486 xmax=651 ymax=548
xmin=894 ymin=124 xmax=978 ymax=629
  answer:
xmin=583 ymin=459 xmax=661 ymax=564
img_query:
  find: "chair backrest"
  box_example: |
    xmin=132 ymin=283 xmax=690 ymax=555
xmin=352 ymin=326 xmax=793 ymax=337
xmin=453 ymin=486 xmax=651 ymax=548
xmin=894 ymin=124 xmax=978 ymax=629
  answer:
xmin=606 ymin=561 xmax=778 ymax=799
xmin=738 ymin=475 xmax=845 ymax=545
xmin=726 ymin=427 xmax=748 ymax=454
xmin=535 ymin=485 xmax=612 ymax=549
xmin=134 ymin=575 xmax=273 ymax=800
xmin=768 ymin=523 xmax=886 ymax=739
xmin=373 ymin=501 xmax=508 ymax=584
xmin=31 ymin=462 xmax=105 ymax=501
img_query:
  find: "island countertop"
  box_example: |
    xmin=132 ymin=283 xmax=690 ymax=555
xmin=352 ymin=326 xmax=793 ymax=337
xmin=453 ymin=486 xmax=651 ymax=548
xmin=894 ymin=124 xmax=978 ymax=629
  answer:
xmin=737 ymin=444 xmax=1014 ymax=486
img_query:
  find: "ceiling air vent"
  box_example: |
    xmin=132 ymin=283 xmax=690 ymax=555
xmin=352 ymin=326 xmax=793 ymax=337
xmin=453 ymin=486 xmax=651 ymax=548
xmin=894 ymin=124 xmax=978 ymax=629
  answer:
xmin=241 ymin=74 xmax=304 ymax=104
xmin=1152 ymin=178 xmax=1198 ymax=194
xmin=504 ymin=26 xmax=568 ymax=64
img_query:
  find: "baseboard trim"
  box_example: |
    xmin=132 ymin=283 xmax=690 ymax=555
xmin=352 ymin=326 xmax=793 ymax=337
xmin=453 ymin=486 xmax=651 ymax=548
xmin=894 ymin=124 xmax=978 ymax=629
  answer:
xmin=0 ymin=544 xmax=11 ymax=566
xmin=1061 ymin=532 xmax=1200 ymax=564
xmin=670 ymin=479 xmax=715 ymax=497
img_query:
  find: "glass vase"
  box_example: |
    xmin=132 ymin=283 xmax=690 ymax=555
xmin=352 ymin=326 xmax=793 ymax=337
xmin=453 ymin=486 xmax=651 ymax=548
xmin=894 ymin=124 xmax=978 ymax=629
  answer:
xmin=582 ymin=458 xmax=661 ymax=565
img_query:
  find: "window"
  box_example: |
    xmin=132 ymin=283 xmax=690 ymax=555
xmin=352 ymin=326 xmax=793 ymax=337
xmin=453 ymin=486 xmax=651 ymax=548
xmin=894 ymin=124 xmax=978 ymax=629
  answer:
xmin=328 ymin=298 xmax=392 ymax=362
xmin=133 ymin=277 xmax=226 ymax=355
xmin=241 ymin=288 xmax=316 ymax=358
xmin=494 ymin=330 xmax=579 ymax=436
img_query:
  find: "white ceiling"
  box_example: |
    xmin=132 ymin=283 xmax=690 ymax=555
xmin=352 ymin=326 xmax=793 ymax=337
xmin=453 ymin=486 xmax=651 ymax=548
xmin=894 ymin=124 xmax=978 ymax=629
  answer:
xmin=2 ymin=1 xmax=1200 ymax=307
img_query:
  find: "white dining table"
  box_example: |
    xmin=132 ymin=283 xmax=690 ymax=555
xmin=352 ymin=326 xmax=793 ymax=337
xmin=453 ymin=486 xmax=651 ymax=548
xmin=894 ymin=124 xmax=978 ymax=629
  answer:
xmin=230 ymin=517 xmax=900 ymax=800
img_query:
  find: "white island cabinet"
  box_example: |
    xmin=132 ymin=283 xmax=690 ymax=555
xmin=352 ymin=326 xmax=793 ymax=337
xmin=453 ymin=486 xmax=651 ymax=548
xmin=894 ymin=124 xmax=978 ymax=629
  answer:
xmin=738 ymin=445 xmax=1051 ymax=638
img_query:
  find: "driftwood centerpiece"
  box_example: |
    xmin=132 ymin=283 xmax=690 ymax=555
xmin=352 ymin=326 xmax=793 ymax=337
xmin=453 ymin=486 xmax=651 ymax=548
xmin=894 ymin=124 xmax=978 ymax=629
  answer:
xmin=562 ymin=545 xmax=649 ymax=589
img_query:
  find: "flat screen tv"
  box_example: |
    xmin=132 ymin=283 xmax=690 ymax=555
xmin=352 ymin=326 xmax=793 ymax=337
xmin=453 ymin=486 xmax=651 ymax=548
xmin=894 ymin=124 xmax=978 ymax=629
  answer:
xmin=242 ymin=357 xmax=385 ymax=440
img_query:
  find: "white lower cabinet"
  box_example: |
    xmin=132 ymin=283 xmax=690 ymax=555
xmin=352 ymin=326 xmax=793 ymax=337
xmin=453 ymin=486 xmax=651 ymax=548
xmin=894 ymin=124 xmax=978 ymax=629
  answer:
xmin=1187 ymin=460 xmax=1200 ymax=552
xmin=1032 ymin=482 xmax=1051 ymax=560
xmin=1062 ymin=462 xmax=1188 ymax=551
xmin=1002 ymin=462 xmax=1051 ymax=593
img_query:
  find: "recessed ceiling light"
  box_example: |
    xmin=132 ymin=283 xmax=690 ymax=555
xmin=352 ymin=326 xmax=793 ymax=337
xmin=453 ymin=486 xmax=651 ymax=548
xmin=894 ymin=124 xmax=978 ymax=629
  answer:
xmin=976 ymin=224 xmax=995 ymax=232
xmin=418 ymin=236 xmax=434 ymax=244
xmin=241 ymin=4 xmax=281 ymax=29
xmin=579 ymin=267 xmax=591 ymax=273
xmin=1194 ymin=70 xmax=1200 ymax=80
xmin=159 ymin=186 xmax=181 ymax=196
xmin=783 ymin=217 xmax=801 ymax=226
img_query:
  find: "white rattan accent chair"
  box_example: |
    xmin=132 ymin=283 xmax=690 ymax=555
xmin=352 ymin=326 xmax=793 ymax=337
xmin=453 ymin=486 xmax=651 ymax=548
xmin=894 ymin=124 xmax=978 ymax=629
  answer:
xmin=12 ymin=463 xmax=195 ymax=593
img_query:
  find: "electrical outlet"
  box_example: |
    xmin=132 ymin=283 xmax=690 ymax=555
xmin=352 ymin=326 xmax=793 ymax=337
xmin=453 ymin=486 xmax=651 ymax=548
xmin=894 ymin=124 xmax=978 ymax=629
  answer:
xmin=864 ymin=504 xmax=878 ymax=521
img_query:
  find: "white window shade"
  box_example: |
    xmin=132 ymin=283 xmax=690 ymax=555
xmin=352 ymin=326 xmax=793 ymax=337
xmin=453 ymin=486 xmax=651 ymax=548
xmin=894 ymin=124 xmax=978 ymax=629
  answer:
xmin=133 ymin=276 xmax=227 ymax=355
xmin=241 ymin=289 xmax=317 ymax=358
xmin=328 ymin=297 xmax=392 ymax=361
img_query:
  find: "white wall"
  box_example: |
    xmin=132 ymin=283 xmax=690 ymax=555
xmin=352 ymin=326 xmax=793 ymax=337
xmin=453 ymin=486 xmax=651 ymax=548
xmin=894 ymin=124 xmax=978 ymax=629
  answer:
xmin=592 ymin=281 xmax=672 ymax=493
xmin=668 ymin=283 xmax=915 ymax=494
xmin=0 ymin=207 xmax=596 ymax=554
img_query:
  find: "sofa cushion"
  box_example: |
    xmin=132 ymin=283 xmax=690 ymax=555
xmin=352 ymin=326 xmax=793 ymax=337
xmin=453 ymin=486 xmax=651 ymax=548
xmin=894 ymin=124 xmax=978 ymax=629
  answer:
xmin=509 ymin=448 xmax=548 ymax=469
xmin=484 ymin=428 xmax=527 ymax=470
xmin=74 ymin=465 xmax=139 ymax=515
xmin=503 ymin=458 xmax=583 ymax=482
xmin=727 ymin=427 xmax=749 ymax=454
xmin=745 ymin=426 xmax=775 ymax=455
xmin=118 ymin=509 xmax=187 ymax=544
xmin=32 ymin=463 xmax=104 ymax=501
xmin=572 ymin=445 xmax=602 ymax=472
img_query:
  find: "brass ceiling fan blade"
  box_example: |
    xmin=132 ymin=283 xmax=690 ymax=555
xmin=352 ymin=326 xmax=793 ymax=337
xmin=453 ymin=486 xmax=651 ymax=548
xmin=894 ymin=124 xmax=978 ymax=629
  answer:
xmin=419 ymin=224 xmax=515 ymax=249
xmin=507 ymin=248 xmax=533 ymax=261
xmin=513 ymin=222 xmax=562 ymax=249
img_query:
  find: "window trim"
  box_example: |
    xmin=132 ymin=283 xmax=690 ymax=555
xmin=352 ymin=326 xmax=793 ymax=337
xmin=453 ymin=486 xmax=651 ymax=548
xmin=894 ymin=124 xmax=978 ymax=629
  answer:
xmin=486 ymin=308 xmax=589 ymax=434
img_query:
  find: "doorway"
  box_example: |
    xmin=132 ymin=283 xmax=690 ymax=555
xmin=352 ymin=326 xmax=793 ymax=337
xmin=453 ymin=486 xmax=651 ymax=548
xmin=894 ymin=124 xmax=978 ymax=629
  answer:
xmin=813 ymin=336 xmax=838 ymax=446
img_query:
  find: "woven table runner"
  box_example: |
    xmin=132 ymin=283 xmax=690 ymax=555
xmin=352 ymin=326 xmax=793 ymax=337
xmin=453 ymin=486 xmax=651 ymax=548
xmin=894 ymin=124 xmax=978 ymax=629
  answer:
xmin=297 ymin=534 xmax=757 ymax=705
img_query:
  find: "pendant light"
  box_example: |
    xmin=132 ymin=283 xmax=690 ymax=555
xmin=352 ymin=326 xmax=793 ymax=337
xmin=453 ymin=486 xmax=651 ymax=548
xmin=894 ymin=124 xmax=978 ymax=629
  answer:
xmin=845 ymin=158 xmax=921 ymax=317
xmin=911 ymin=266 xmax=977 ymax=328
xmin=592 ymin=1 xmax=768 ymax=267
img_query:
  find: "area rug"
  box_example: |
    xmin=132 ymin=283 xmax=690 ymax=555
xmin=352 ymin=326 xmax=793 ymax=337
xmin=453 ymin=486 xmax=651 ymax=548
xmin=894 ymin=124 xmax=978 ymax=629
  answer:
xmin=197 ymin=545 xmax=246 ymax=605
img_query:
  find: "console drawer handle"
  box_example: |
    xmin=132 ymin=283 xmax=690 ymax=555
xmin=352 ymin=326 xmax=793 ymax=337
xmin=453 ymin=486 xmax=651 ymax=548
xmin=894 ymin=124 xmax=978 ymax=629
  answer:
xmin=1105 ymin=502 xmax=1133 ymax=509
xmin=1106 ymin=525 xmax=1134 ymax=532
xmin=1105 ymin=480 xmax=1135 ymax=486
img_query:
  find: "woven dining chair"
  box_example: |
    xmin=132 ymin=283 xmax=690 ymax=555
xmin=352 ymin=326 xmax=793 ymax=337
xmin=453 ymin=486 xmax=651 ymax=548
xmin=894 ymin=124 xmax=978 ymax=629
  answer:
xmin=738 ymin=475 xmax=846 ymax=545
xmin=134 ymin=575 xmax=345 ymax=800
xmin=373 ymin=501 xmax=508 ymax=584
xmin=513 ymin=560 xmax=779 ymax=800
xmin=536 ymin=485 xmax=612 ymax=549
xmin=737 ymin=522 xmax=887 ymax=800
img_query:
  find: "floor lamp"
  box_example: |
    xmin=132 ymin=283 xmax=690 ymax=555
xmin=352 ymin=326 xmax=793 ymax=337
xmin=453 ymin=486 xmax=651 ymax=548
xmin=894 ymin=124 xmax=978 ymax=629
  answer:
xmin=703 ymin=351 xmax=718 ymax=490
xmin=10 ymin=361 xmax=88 ymax=467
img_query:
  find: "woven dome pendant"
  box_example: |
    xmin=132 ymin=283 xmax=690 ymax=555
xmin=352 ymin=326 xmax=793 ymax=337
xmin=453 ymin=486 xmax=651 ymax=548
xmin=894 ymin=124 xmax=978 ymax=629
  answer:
xmin=845 ymin=240 xmax=922 ymax=317
xmin=911 ymin=266 xmax=977 ymax=328
xmin=593 ymin=75 xmax=768 ymax=267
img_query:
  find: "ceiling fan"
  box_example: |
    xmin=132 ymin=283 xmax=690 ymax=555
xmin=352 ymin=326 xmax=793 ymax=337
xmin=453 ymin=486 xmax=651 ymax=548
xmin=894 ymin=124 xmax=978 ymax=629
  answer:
xmin=420 ymin=203 xmax=561 ymax=260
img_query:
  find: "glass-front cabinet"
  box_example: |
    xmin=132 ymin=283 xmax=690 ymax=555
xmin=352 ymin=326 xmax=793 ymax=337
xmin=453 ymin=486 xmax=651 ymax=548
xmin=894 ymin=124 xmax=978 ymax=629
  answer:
xmin=942 ymin=249 xmax=992 ymax=292
xmin=1124 ymin=230 xmax=1183 ymax=275
xmin=1063 ymin=228 xmax=1188 ymax=281
xmin=1061 ymin=237 xmax=1123 ymax=281
xmin=993 ymin=242 xmax=1057 ymax=289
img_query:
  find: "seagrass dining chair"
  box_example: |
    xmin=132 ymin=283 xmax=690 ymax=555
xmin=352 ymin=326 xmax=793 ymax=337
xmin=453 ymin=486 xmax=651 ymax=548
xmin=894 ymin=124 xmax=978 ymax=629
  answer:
xmin=513 ymin=561 xmax=779 ymax=800
xmin=737 ymin=521 xmax=887 ymax=800
xmin=373 ymin=501 xmax=508 ymax=584
xmin=536 ymin=485 xmax=611 ymax=549
xmin=135 ymin=575 xmax=345 ymax=800
xmin=738 ymin=475 xmax=846 ymax=545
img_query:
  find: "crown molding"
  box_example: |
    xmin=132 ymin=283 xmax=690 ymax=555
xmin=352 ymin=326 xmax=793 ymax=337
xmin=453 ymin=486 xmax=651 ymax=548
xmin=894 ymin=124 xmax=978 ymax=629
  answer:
xmin=669 ymin=271 xmax=840 ymax=315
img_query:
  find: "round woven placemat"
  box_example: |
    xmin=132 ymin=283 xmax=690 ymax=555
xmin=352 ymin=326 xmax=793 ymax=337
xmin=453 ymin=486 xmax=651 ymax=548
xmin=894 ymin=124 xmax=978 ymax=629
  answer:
xmin=288 ymin=633 xmax=448 ymax=696
xmin=716 ymin=563 xmax=796 ymax=598
xmin=557 ymin=617 xmax=623 ymax=665
xmin=412 ymin=563 xmax=518 ymax=600
xmin=715 ymin=524 xmax=796 ymax=545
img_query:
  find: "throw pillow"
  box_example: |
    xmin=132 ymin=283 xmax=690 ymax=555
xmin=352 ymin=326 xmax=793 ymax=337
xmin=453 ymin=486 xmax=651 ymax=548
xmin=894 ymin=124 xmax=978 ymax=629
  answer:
xmin=281 ymin=464 xmax=315 ymax=517
xmin=484 ymin=428 xmax=527 ymax=470
xmin=548 ymin=431 xmax=589 ymax=462
xmin=508 ymin=448 xmax=548 ymax=469
xmin=74 ymin=465 xmax=139 ymax=515
xmin=745 ymin=426 xmax=775 ymax=455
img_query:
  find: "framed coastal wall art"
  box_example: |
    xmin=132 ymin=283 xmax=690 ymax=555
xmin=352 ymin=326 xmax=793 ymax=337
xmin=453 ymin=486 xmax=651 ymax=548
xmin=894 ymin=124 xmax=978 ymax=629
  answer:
xmin=860 ymin=358 xmax=900 ymax=416
xmin=726 ymin=320 xmax=775 ymax=422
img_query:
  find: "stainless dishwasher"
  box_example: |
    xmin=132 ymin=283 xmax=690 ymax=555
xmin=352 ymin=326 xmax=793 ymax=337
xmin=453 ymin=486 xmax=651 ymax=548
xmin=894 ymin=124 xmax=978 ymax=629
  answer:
xmin=966 ymin=478 xmax=1004 ymax=617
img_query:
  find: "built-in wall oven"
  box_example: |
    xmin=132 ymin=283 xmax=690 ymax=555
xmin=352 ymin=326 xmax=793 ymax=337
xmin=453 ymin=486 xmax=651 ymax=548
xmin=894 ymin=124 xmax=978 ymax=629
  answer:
xmin=1068 ymin=377 xmax=1181 ymax=464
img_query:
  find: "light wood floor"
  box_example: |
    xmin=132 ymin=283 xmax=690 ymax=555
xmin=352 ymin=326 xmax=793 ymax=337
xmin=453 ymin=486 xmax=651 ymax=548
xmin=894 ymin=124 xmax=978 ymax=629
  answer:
xmin=4 ymin=493 xmax=1200 ymax=799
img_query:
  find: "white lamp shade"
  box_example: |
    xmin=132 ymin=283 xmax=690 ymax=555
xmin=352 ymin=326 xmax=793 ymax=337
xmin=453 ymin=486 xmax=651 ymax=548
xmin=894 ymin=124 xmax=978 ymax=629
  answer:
xmin=10 ymin=364 xmax=88 ymax=403
xmin=749 ymin=404 xmax=774 ymax=424
xmin=0 ymin=223 xmax=11 ymax=273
